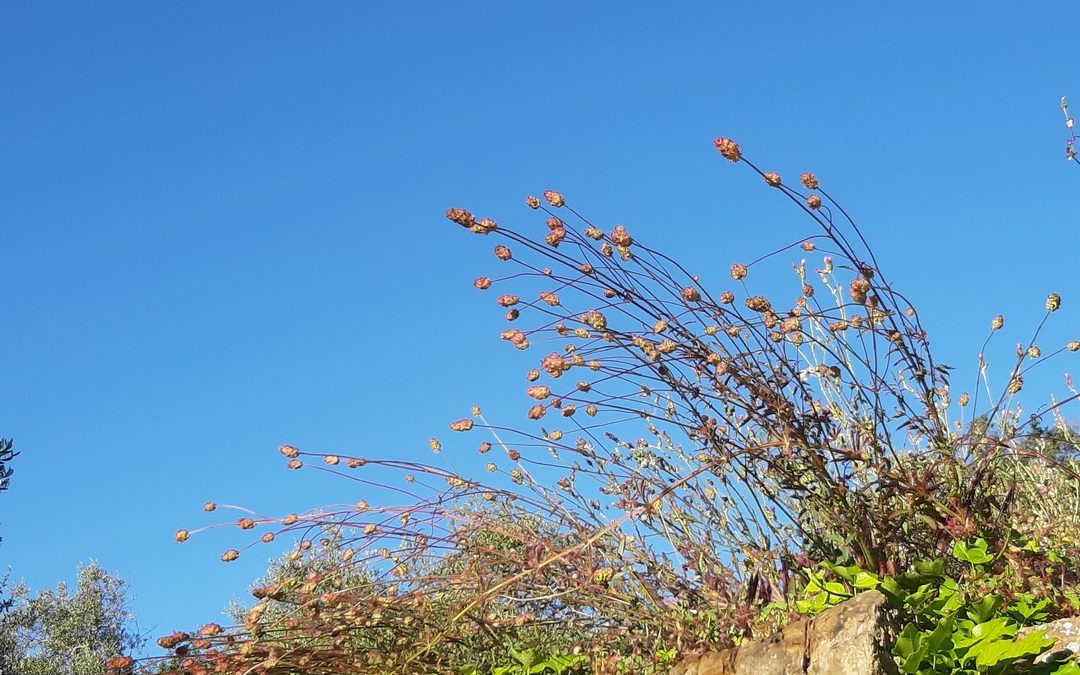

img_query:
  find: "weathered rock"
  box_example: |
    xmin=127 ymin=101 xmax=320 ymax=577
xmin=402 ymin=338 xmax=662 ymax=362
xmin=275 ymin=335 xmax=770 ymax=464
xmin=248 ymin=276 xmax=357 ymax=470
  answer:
xmin=806 ymin=590 xmax=899 ymax=675
xmin=1021 ymin=617 xmax=1080 ymax=665
xmin=668 ymin=591 xmax=899 ymax=675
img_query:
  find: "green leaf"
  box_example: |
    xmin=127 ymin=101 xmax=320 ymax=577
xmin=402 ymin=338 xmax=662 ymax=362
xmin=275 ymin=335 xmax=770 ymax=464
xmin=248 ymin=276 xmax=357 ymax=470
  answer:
xmin=965 ymin=596 xmax=1001 ymax=624
xmin=510 ymin=647 xmax=539 ymax=669
xmin=925 ymin=615 xmax=955 ymax=654
xmin=879 ymin=577 xmax=909 ymax=606
xmin=853 ymin=571 xmax=880 ymax=590
xmin=952 ymin=540 xmax=970 ymax=561
xmin=894 ymin=623 xmax=923 ymax=659
xmin=913 ymin=558 xmax=946 ymax=578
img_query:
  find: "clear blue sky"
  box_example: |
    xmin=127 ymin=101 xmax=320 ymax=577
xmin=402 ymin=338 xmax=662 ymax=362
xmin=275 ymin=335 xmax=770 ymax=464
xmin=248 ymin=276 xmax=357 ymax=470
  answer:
xmin=2 ymin=2 xmax=1078 ymax=650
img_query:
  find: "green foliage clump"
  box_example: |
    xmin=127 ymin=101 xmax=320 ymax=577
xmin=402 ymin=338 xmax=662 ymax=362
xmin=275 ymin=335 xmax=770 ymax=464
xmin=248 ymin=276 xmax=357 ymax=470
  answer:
xmin=799 ymin=538 xmax=1080 ymax=674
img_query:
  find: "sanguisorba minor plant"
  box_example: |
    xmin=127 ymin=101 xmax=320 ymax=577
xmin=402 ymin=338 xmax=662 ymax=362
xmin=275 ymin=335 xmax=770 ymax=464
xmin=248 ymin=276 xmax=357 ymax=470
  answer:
xmin=136 ymin=136 xmax=1080 ymax=675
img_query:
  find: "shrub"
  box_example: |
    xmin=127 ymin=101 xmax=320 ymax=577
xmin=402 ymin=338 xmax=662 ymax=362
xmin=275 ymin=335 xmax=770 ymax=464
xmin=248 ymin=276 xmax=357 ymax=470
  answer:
xmin=143 ymin=138 xmax=1080 ymax=674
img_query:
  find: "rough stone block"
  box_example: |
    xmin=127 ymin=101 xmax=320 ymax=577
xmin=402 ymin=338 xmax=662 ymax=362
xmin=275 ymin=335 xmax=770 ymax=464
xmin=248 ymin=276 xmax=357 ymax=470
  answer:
xmin=668 ymin=590 xmax=899 ymax=675
xmin=806 ymin=590 xmax=899 ymax=675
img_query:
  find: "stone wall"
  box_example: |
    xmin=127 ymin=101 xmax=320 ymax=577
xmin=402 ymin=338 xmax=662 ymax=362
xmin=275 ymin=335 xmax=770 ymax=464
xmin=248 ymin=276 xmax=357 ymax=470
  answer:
xmin=668 ymin=592 xmax=1080 ymax=675
xmin=667 ymin=591 xmax=900 ymax=675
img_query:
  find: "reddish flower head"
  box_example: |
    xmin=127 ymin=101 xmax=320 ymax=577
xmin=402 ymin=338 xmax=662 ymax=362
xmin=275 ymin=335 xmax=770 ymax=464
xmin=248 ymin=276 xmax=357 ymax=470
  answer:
xmin=714 ymin=137 xmax=741 ymax=162
xmin=543 ymin=190 xmax=565 ymax=207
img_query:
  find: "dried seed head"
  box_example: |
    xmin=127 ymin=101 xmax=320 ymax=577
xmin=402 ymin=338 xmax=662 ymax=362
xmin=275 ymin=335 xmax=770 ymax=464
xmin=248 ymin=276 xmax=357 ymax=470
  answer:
xmin=745 ymin=296 xmax=772 ymax=313
xmin=545 ymin=226 xmax=566 ymax=247
xmin=581 ymin=309 xmax=608 ymax=331
xmin=849 ymin=277 xmax=871 ymax=304
xmin=497 ymin=294 xmax=520 ymax=307
xmin=261 ymin=532 xmax=275 ymax=543
xmin=1068 ymin=341 xmax=1080 ymax=352
xmin=203 ymin=501 xmax=216 ymax=512
xmin=682 ymin=287 xmax=701 ymax=302
xmin=1028 ymin=346 xmax=1042 ymax=358
xmin=474 ymin=277 xmax=492 ymax=290
xmin=714 ymin=137 xmax=741 ymax=162
xmin=526 ymin=195 xmax=541 ymax=209
xmin=1007 ymin=375 xmax=1023 ymax=394
xmin=175 ymin=529 xmax=190 ymax=543
xmin=527 ymin=404 xmax=546 ymax=420
xmin=323 ymin=455 xmax=339 ymax=465
xmin=543 ymin=190 xmax=565 ymax=207
xmin=801 ymin=241 xmax=816 ymax=252
xmin=221 ymin=549 xmax=240 ymax=563
xmin=429 ymin=437 xmax=442 ymax=452
xmin=806 ymin=195 xmax=822 ymax=209
xmin=1047 ymin=293 xmax=1062 ymax=312
xmin=959 ymin=393 xmax=970 ymax=407
xmin=449 ymin=418 xmax=473 ymax=432
xmin=494 ymin=245 xmax=512 ymax=261
xmin=238 ymin=518 xmax=255 ymax=530
xmin=526 ymin=369 xmax=540 ymax=382
xmin=610 ymin=225 xmax=633 ymax=247
xmin=539 ymin=291 xmax=560 ymax=306
xmin=719 ymin=291 xmax=734 ymax=304
xmin=505 ymin=309 xmax=519 ymax=321
xmin=584 ymin=226 xmax=604 ymax=240
xmin=730 ymin=264 xmax=748 ymax=281
xmin=800 ymin=172 xmax=819 ymax=189
xmin=527 ymin=385 xmax=552 ymax=400
xmin=763 ymin=172 xmax=781 ymax=187
xmin=471 ymin=218 xmax=497 ymax=235
xmin=991 ymin=315 xmax=1004 ymax=330
xmin=279 ymin=444 xmax=300 ymax=458
xmin=478 ymin=441 xmax=492 ymax=453
xmin=286 ymin=459 xmax=302 ymax=470
xmin=585 ymin=404 xmax=598 ymax=416
xmin=445 ymin=208 xmax=475 ymax=228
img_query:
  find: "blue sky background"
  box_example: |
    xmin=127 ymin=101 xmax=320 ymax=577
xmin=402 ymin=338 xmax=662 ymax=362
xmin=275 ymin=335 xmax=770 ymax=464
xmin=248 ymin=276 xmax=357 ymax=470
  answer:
xmin=1 ymin=2 xmax=1078 ymax=652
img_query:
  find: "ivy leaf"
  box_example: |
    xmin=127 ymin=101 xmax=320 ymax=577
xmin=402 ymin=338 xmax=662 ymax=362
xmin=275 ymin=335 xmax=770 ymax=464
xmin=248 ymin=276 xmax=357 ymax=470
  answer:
xmin=925 ymin=615 xmax=955 ymax=655
xmin=853 ymin=571 xmax=879 ymax=590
